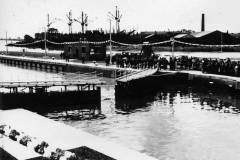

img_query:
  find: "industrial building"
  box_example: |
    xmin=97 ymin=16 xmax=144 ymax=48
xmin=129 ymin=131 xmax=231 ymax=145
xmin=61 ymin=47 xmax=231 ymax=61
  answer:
xmin=174 ymin=30 xmax=240 ymax=45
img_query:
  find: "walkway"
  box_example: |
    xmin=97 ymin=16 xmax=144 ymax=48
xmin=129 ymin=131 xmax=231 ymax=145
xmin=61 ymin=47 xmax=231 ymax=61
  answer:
xmin=0 ymin=54 xmax=139 ymax=73
xmin=116 ymin=69 xmax=158 ymax=82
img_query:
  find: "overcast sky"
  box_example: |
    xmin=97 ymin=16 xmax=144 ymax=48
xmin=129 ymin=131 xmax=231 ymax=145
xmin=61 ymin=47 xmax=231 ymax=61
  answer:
xmin=0 ymin=0 xmax=240 ymax=38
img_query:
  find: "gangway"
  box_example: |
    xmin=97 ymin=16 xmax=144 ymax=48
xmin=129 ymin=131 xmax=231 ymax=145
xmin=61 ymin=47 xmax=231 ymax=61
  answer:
xmin=116 ymin=69 xmax=158 ymax=83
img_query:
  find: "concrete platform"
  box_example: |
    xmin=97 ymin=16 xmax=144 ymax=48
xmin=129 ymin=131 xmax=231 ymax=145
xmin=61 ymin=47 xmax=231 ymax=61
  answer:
xmin=179 ymin=70 xmax=240 ymax=90
xmin=0 ymin=109 xmax=157 ymax=160
xmin=154 ymin=70 xmax=240 ymax=90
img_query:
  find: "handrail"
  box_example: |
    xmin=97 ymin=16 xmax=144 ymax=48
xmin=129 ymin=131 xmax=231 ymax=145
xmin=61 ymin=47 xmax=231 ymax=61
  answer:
xmin=115 ymin=68 xmax=149 ymax=80
xmin=0 ymin=80 xmax=105 ymax=88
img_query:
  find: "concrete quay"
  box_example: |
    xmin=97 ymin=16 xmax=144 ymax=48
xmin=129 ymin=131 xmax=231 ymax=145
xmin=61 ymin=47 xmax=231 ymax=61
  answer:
xmin=115 ymin=69 xmax=240 ymax=97
xmin=1 ymin=55 xmax=240 ymax=91
xmin=174 ymin=70 xmax=240 ymax=90
xmin=0 ymin=55 xmax=138 ymax=78
xmin=0 ymin=109 xmax=157 ymax=160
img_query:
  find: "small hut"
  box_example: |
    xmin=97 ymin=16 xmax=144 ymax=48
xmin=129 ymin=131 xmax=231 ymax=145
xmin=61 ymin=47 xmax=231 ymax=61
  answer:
xmin=64 ymin=42 xmax=106 ymax=61
xmin=140 ymin=42 xmax=154 ymax=58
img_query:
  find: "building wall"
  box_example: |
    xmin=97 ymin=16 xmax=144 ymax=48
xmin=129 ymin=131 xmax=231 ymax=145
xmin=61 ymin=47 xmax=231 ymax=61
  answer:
xmin=64 ymin=43 xmax=106 ymax=61
xmin=64 ymin=43 xmax=91 ymax=60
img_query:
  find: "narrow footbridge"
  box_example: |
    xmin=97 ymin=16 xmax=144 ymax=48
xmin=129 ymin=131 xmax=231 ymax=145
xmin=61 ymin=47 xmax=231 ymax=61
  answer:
xmin=116 ymin=69 xmax=158 ymax=83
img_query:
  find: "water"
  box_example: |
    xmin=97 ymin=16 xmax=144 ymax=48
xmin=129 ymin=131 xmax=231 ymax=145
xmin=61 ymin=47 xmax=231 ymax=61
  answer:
xmin=0 ymin=62 xmax=240 ymax=160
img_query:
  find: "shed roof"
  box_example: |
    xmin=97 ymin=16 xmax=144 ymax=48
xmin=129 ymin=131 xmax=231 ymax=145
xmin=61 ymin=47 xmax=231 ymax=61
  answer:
xmin=191 ymin=31 xmax=216 ymax=38
xmin=174 ymin=34 xmax=188 ymax=38
xmin=174 ymin=33 xmax=195 ymax=39
xmin=174 ymin=30 xmax=220 ymax=39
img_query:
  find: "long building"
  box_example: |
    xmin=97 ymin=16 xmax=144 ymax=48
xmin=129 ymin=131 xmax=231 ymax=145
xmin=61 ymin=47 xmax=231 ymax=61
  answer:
xmin=174 ymin=30 xmax=240 ymax=45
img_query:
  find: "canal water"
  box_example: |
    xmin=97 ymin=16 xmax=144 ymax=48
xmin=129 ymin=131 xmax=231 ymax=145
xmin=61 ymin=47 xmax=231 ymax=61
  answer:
xmin=0 ymin=62 xmax=240 ymax=160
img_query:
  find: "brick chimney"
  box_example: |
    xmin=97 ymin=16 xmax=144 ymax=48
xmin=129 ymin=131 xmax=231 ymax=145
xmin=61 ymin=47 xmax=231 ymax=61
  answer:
xmin=201 ymin=13 xmax=205 ymax=32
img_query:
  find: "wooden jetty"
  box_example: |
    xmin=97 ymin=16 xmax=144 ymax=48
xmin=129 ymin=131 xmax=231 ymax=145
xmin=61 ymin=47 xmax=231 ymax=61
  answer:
xmin=0 ymin=55 xmax=138 ymax=78
xmin=0 ymin=109 xmax=157 ymax=160
xmin=0 ymin=80 xmax=105 ymax=114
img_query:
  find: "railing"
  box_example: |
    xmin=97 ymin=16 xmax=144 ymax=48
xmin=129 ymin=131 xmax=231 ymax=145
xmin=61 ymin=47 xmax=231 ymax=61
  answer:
xmin=0 ymin=80 xmax=105 ymax=88
xmin=115 ymin=68 xmax=151 ymax=81
xmin=58 ymin=71 xmax=104 ymax=81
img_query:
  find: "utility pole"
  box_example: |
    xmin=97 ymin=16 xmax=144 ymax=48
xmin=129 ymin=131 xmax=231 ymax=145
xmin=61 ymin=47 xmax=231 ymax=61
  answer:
xmin=47 ymin=13 xmax=50 ymax=31
xmin=115 ymin=6 xmax=118 ymax=33
xmin=109 ymin=19 xmax=112 ymax=65
xmin=220 ymin=32 xmax=223 ymax=52
xmin=85 ymin=14 xmax=88 ymax=31
xmin=81 ymin=12 xmax=84 ymax=33
xmin=6 ymin=31 xmax=8 ymax=54
xmin=171 ymin=38 xmax=174 ymax=57
xmin=44 ymin=28 xmax=47 ymax=56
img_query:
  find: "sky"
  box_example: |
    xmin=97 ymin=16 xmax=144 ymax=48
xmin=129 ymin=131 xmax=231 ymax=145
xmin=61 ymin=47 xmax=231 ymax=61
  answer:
xmin=0 ymin=0 xmax=240 ymax=38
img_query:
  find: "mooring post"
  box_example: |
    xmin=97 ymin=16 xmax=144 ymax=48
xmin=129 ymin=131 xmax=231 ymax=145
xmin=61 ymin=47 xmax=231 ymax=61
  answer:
xmin=29 ymin=87 xmax=33 ymax=93
xmin=97 ymin=86 xmax=101 ymax=112
xmin=13 ymin=87 xmax=18 ymax=93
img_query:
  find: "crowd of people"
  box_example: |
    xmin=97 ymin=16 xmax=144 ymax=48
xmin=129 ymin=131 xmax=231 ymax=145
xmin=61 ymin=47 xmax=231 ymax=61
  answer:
xmin=107 ymin=52 xmax=240 ymax=77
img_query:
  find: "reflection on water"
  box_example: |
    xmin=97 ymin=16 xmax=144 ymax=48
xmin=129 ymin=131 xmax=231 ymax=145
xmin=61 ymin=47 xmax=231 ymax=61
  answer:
xmin=1 ymin=63 xmax=240 ymax=160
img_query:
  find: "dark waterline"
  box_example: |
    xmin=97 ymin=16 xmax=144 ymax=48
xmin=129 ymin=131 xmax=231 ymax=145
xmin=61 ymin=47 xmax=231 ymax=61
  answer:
xmin=0 ymin=63 xmax=240 ymax=160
